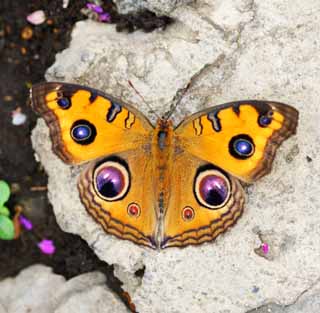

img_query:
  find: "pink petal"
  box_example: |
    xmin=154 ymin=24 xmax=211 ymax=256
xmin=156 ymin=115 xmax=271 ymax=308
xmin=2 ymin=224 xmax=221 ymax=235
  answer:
xmin=38 ymin=239 xmax=56 ymax=255
xmin=27 ymin=10 xmax=46 ymax=25
xmin=261 ymin=242 xmax=269 ymax=254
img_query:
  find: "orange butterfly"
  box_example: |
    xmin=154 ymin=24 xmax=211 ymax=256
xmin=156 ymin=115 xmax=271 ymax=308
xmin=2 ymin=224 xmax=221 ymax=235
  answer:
xmin=31 ymin=82 xmax=298 ymax=249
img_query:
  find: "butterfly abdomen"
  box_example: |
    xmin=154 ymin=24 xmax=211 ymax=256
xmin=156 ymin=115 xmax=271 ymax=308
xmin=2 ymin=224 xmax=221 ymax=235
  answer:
xmin=152 ymin=120 xmax=174 ymax=220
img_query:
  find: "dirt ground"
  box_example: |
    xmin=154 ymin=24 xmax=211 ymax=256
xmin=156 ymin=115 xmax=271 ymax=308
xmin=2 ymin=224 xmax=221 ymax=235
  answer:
xmin=0 ymin=1 xmax=172 ymax=311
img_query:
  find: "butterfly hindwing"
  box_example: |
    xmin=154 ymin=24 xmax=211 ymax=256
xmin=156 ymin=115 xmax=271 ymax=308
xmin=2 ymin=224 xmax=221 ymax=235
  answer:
xmin=31 ymin=82 xmax=153 ymax=164
xmin=78 ymin=149 xmax=158 ymax=249
xmin=161 ymin=152 xmax=245 ymax=248
xmin=175 ymin=101 xmax=299 ymax=182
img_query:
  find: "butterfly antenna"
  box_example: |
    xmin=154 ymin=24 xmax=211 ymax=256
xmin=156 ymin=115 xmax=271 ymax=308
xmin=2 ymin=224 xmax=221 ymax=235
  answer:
xmin=128 ymin=80 xmax=161 ymax=120
xmin=163 ymin=81 xmax=191 ymax=120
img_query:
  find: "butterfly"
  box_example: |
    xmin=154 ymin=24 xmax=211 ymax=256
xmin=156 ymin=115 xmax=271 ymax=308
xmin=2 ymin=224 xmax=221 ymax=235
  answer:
xmin=31 ymin=82 xmax=299 ymax=249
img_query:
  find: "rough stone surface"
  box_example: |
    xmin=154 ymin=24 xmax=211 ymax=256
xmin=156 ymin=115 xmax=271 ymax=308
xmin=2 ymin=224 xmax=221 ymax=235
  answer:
xmin=0 ymin=265 xmax=128 ymax=313
xmin=248 ymin=278 xmax=320 ymax=313
xmin=114 ymin=0 xmax=194 ymax=15
xmin=32 ymin=0 xmax=320 ymax=312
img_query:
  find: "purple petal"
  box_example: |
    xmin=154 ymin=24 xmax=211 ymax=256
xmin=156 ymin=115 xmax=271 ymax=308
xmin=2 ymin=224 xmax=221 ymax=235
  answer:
xmin=86 ymin=3 xmax=103 ymax=13
xmin=19 ymin=215 xmax=33 ymax=230
xmin=38 ymin=239 xmax=56 ymax=255
xmin=99 ymin=13 xmax=111 ymax=22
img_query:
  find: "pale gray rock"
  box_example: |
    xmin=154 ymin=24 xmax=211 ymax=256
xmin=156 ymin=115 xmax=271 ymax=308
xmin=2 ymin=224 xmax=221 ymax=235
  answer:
xmin=0 ymin=265 xmax=128 ymax=313
xmin=32 ymin=0 xmax=320 ymax=312
xmin=0 ymin=303 xmax=7 ymax=313
xmin=248 ymin=278 xmax=320 ymax=313
xmin=114 ymin=0 xmax=194 ymax=15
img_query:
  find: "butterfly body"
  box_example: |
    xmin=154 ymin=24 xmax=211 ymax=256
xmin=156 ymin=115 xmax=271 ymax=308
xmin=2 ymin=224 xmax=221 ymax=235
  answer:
xmin=31 ymin=82 xmax=298 ymax=249
xmin=153 ymin=119 xmax=174 ymax=210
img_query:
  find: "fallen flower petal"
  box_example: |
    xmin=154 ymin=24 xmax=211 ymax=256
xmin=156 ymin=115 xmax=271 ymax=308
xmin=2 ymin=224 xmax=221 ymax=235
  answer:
xmin=261 ymin=242 xmax=269 ymax=254
xmin=62 ymin=0 xmax=70 ymax=9
xmin=19 ymin=215 xmax=33 ymax=230
xmin=12 ymin=108 xmax=27 ymax=126
xmin=86 ymin=3 xmax=103 ymax=14
xmin=27 ymin=10 xmax=46 ymax=25
xmin=99 ymin=13 xmax=111 ymax=22
xmin=38 ymin=239 xmax=56 ymax=255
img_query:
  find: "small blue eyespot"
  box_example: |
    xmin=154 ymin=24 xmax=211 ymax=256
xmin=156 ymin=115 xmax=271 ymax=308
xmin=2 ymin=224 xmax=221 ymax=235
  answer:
xmin=234 ymin=139 xmax=254 ymax=156
xmin=71 ymin=125 xmax=91 ymax=141
xmin=259 ymin=115 xmax=272 ymax=126
xmin=57 ymin=98 xmax=70 ymax=109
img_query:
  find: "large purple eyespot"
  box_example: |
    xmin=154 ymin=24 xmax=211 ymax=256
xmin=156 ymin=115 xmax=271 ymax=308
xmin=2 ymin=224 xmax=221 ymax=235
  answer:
xmin=194 ymin=168 xmax=230 ymax=209
xmin=93 ymin=160 xmax=130 ymax=201
xmin=229 ymin=134 xmax=255 ymax=159
xmin=70 ymin=120 xmax=96 ymax=145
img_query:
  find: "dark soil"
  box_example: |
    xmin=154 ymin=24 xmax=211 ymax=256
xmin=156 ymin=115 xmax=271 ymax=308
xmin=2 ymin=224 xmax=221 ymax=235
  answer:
xmin=0 ymin=1 xmax=172 ymax=312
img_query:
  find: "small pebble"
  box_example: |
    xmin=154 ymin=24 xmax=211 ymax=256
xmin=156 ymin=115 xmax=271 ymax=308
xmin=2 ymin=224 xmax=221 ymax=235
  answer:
xmin=4 ymin=95 xmax=13 ymax=101
xmin=20 ymin=47 xmax=27 ymax=55
xmin=21 ymin=26 xmax=33 ymax=40
xmin=63 ymin=0 xmax=70 ymax=9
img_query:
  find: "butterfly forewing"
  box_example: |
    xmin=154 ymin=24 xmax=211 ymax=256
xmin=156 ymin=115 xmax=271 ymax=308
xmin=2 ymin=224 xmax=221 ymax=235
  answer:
xmin=31 ymin=82 xmax=153 ymax=164
xmin=175 ymin=100 xmax=298 ymax=182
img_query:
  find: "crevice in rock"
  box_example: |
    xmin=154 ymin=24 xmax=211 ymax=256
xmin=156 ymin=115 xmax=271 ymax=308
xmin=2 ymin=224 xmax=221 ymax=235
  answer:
xmin=286 ymin=276 xmax=320 ymax=307
xmin=233 ymin=0 xmax=258 ymax=50
xmin=165 ymin=53 xmax=227 ymax=118
xmin=134 ymin=265 xmax=146 ymax=278
xmin=113 ymin=264 xmax=147 ymax=313
xmin=114 ymin=9 xmax=175 ymax=33
xmin=246 ymin=277 xmax=320 ymax=312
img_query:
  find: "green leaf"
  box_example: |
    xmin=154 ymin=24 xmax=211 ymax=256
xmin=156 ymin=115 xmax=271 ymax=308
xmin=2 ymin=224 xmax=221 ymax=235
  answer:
xmin=0 ymin=181 xmax=10 ymax=206
xmin=0 ymin=205 xmax=10 ymax=217
xmin=0 ymin=215 xmax=15 ymax=240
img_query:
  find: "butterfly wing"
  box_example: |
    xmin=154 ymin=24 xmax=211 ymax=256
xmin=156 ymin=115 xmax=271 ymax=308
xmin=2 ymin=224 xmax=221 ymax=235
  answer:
xmin=174 ymin=101 xmax=299 ymax=182
xmin=31 ymin=82 xmax=153 ymax=164
xmin=161 ymin=152 xmax=245 ymax=248
xmin=161 ymin=100 xmax=298 ymax=248
xmin=32 ymin=82 xmax=157 ymax=248
xmin=78 ymin=150 xmax=158 ymax=248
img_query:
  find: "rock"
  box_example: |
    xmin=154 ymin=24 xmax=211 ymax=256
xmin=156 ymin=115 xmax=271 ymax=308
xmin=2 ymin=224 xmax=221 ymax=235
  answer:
xmin=0 ymin=265 xmax=129 ymax=313
xmin=0 ymin=303 xmax=7 ymax=313
xmin=113 ymin=0 xmax=194 ymax=15
xmin=32 ymin=0 xmax=320 ymax=312
xmin=248 ymin=279 xmax=320 ymax=313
